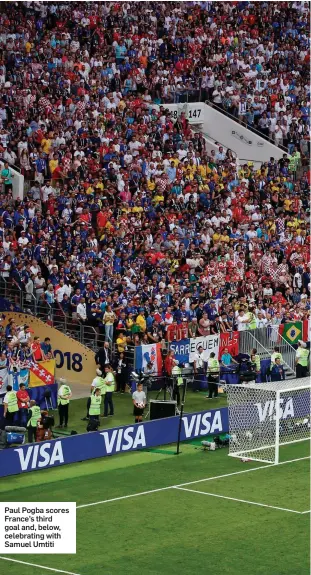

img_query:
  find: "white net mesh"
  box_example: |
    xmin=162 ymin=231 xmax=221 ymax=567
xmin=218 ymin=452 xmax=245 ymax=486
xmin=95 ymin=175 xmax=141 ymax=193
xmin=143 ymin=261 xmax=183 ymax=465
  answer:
xmin=226 ymin=378 xmax=311 ymax=464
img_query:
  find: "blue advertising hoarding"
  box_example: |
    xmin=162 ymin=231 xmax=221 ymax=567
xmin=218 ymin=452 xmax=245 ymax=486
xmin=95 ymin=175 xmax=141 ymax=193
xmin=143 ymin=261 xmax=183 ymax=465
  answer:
xmin=0 ymin=407 xmax=228 ymax=477
xmin=0 ymin=387 xmax=308 ymax=478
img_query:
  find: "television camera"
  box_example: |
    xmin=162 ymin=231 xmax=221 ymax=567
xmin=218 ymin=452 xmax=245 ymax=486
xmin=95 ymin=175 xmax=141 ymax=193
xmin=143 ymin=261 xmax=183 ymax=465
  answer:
xmin=238 ymin=358 xmax=257 ymax=383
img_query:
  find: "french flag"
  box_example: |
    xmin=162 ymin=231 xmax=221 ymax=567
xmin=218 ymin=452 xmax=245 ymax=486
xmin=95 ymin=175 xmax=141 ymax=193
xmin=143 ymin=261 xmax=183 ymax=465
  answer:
xmin=135 ymin=343 xmax=163 ymax=375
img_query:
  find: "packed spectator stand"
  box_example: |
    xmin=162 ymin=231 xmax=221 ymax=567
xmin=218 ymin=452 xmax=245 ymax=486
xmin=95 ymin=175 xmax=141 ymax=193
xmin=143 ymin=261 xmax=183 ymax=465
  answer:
xmin=0 ymin=1 xmax=308 ymax=369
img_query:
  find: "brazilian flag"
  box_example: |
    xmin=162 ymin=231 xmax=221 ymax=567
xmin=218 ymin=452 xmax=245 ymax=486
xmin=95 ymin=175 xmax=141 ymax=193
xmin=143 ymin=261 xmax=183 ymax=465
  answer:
xmin=282 ymin=321 xmax=302 ymax=344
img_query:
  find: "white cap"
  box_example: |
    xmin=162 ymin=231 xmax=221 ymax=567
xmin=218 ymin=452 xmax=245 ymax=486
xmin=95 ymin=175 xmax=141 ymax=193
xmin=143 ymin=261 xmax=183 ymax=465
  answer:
xmin=298 ymin=340 xmax=307 ymax=348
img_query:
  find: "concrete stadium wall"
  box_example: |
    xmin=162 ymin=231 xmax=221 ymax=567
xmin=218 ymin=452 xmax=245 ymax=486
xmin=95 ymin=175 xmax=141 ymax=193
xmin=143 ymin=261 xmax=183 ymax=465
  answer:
xmin=2 ymin=312 xmax=96 ymax=385
xmin=0 ymin=161 xmax=24 ymax=199
xmin=160 ymin=102 xmax=284 ymax=164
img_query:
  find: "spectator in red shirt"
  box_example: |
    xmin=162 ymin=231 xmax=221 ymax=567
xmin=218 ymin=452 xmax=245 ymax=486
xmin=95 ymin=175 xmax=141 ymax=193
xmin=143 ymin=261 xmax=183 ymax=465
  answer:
xmin=31 ymin=337 xmax=45 ymax=362
xmin=16 ymin=383 xmax=30 ymax=428
xmin=164 ymin=350 xmax=175 ymax=376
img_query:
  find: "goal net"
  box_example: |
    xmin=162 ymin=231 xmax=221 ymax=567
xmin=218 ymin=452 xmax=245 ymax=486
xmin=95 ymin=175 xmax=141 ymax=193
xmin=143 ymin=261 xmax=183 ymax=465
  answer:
xmin=226 ymin=378 xmax=310 ymax=464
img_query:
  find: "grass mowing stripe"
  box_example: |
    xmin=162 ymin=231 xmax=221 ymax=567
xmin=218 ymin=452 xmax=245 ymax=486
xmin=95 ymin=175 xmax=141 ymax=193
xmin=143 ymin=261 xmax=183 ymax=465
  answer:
xmin=76 ymin=455 xmax=310 ymax=510
xmin=173 ymin=486 xmax=303 ymax=514
xmin=0 ymin=557 xmax=82 ymax=575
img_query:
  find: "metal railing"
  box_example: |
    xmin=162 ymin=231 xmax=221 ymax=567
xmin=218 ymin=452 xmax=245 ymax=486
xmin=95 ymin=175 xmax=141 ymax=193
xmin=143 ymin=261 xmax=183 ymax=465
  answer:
xmin=0 ymin=278 xmax=97 ymax=351
xmin=239 ymin=330 xmax=271 ymax=358
xmin=205 ymin=99 xmax=289 ymax=154
xmin=239 ymin=327 xmax=296 ymax=376
xmin=0 ymin=276 xmax=22 ymax=308
xmin=162 ymin=88 xmax=201 ymax=105
xmin=274 ymin=333 xmax=297 ymax=375
xmin=81 ymin=324 xmax=98 ymax=351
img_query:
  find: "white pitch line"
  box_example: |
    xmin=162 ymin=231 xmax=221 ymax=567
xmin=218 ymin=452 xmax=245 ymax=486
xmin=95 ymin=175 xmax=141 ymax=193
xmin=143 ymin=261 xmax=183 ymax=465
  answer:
xmin=76 ymin=455 xmax=310 ymax=510
xmin=300 ymin=510 xmax=311 ymax=514
xmin=0 ymin=557 xmax=82 ymax=575
xmin=173 ymin=486 xmax=303 ymax=515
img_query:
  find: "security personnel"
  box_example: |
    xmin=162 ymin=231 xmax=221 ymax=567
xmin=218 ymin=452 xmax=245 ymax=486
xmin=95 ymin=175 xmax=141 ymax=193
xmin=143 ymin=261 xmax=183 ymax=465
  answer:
xmin=172 ymin=360 xmax=183 ymax=405
xmin=57 ymin=380 xmax=72 ymax=428
xmin=102 ymin=365 xmax=115 ymax=417
xmin=82 ymin=369 xmax=106 ymax=421
xmin=27 ymin=400 xmax=41 ymax=443
xmin=89 ymin=388 xmax=102 ymax=425
xmin=296 ymin=340 xmax=309 ymax=378
xmin=270 ymin=346 xmax=283 ymax=366
xmin=250 ymin=348 xmax=261 ymax=374
xmin=247 ymin=308 xmax=257 ymax=330
xmin=206 ymin=352 xmax=220 ymax=399
xmin=3 ymin=385 xmax=19 ymax=425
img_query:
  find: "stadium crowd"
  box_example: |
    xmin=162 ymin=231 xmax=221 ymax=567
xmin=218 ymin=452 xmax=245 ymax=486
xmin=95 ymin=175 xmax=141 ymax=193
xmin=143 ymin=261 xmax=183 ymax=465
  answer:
xmin=0 ymin=1 xmax=308 ymax=352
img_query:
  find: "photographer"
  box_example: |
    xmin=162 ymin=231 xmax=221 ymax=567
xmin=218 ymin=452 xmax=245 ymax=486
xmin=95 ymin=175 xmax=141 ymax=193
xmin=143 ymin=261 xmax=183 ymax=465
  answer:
xmin=115 ymin=352 xmax=128 ymax=394
xmin=143 ymin=360 xmax=155 ymax=397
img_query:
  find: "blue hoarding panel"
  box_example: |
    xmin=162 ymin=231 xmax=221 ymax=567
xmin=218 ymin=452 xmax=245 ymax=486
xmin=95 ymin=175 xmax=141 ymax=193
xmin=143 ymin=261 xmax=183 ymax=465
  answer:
xmin=0 ymin=407 xmax=229 ymax=477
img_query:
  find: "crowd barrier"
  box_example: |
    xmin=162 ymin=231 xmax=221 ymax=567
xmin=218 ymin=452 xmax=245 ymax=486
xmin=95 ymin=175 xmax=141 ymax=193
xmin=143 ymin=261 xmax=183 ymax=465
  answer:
xmin=0 ymin=407 xmax=228 ymax=477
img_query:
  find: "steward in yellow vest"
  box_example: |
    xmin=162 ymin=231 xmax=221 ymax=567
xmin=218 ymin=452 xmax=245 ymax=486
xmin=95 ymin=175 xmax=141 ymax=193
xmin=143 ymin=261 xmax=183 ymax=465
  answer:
xmin=57 ymin=381 xmax=72 ymax=429
xmin=3 ymin=385 xmax=19 ymax=425
xmin=172 ymin=361 xmax=184 ymax=406
xmin=296 ymin=341 xmax=309 ymax=378
xmin=206 ymin=353 xmax=219 ymax=399
xmin=89 ymin=388 xmax=102 ymax=422
xmin=27 ymin=400 xmax=41 ymax=443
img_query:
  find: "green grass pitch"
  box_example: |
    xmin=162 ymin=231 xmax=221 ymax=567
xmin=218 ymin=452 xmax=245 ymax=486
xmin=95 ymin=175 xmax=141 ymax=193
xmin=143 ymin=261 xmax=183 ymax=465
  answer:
xmin=0 ymin=436 xmax=309 ymax=575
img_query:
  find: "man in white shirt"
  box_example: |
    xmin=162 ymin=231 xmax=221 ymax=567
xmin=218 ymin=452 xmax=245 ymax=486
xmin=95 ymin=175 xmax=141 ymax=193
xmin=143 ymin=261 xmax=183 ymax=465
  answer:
xmin=193 ymin=345 xmax=206 ymax=392
xmin=236 ymin=310 xmax=249 ymax=331
xmin=41 ymin=181 xmax=55 ymax=203
xmin=256 ymin=313 xmax=268 ymax=329
xmin=55 ymin=280 xmax=72 ymax=303
xmin=18 ymin=325 xmax=32 ymax=345
xmin=17 ymin=231 xmax=29 ymax=247
xmin=77 ymin=298 xmax=87 ymax=322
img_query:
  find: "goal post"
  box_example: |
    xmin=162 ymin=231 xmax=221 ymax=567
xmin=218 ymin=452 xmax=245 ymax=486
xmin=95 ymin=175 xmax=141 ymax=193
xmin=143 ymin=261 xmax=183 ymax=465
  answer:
xmin=226 ymin=378 xmax=311 ymax=464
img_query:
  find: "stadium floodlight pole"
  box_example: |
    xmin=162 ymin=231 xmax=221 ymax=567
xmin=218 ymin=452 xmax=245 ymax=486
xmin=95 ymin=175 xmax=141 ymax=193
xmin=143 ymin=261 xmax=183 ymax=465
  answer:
xmin=175 ymin=379 xmax=187 ymax=455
